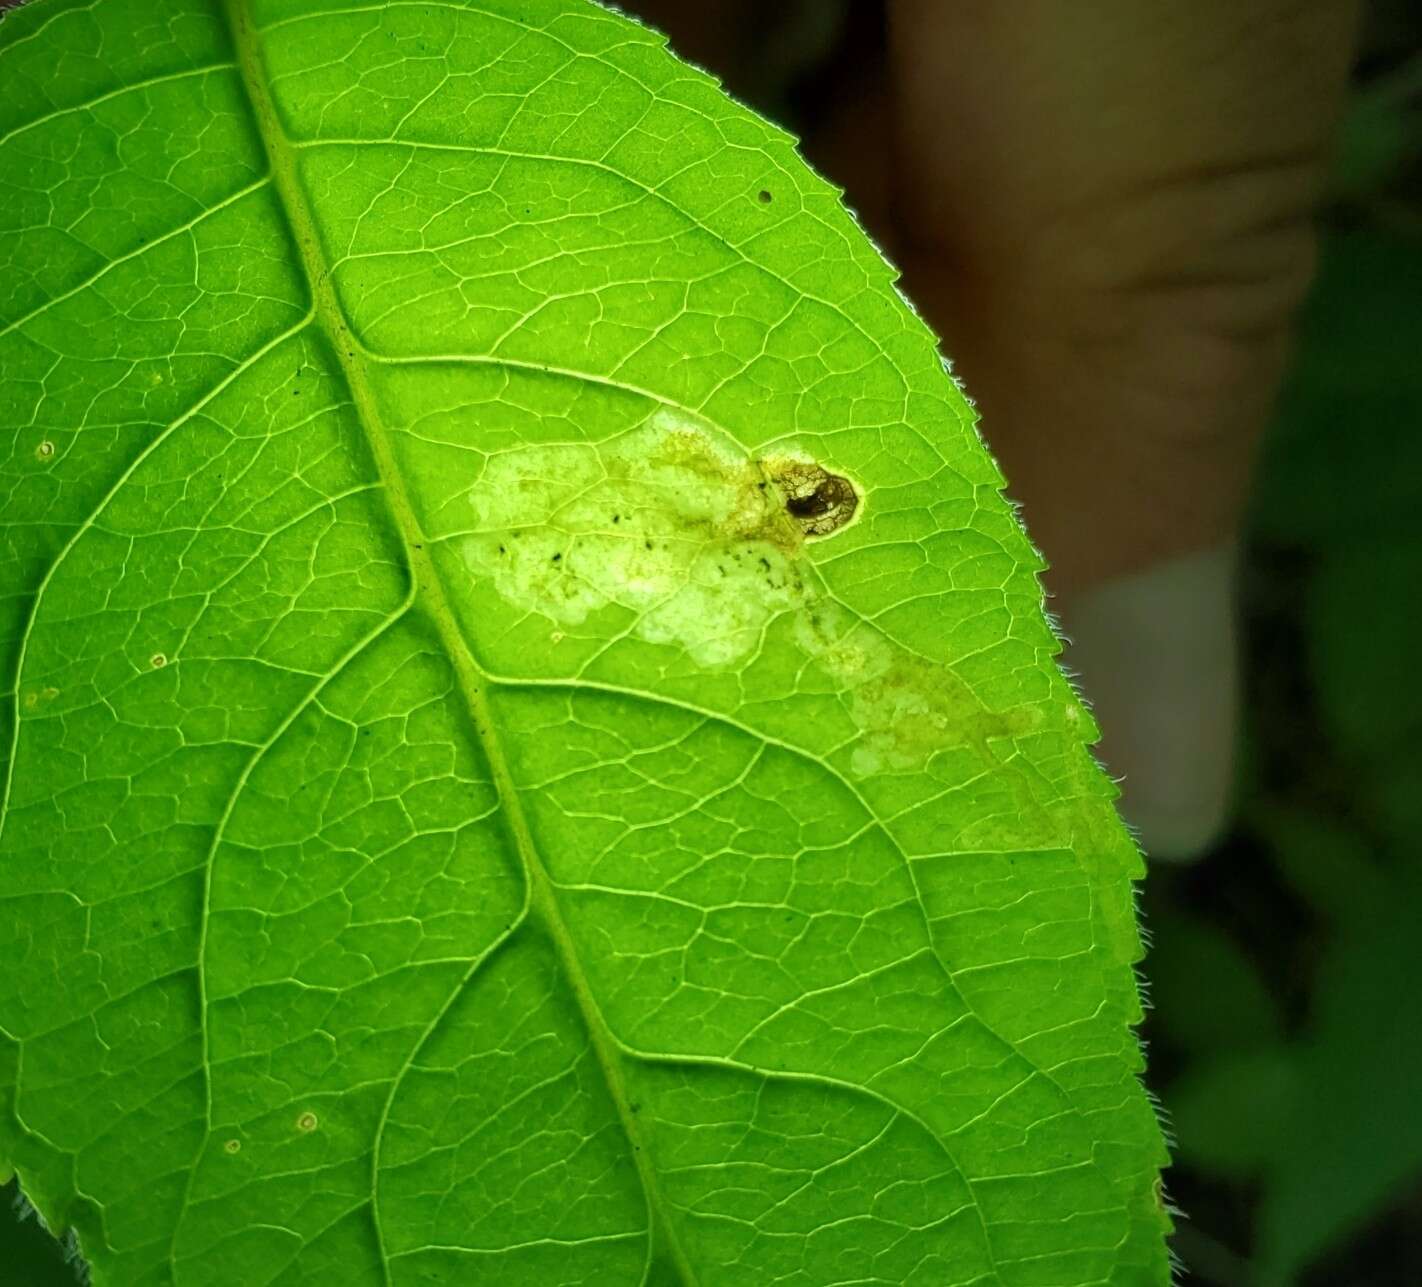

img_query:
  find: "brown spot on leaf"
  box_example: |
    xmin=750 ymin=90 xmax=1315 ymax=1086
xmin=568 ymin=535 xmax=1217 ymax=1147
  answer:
xmin=769 ymin=461 xmax=859 ymax=537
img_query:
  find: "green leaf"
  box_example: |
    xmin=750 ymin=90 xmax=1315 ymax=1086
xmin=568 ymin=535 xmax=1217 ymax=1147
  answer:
xmin=1254 ymin=863 xmax=1422 ymax=1285
xmin=1143 ymin=912 xmax=1281 ymax=1057
xmin=1166 ymin=1047 xmax=1297 ymax=1182
xmin=1251 ymin=230 xmax=1422 ymax=550
xmin=0 ymin=0 xmax=1169 ymax=1282
xmin=1308 ymin=540 xmax=1422 ymax=767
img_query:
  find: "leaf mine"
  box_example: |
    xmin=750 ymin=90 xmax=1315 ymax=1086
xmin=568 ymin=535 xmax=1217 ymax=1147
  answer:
xmin=461 ymin=410 xmax=1022 ymax=773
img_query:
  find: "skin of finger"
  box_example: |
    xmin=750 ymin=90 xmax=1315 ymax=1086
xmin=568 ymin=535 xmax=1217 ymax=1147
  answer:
xmin=885 ymin=0 xmax=1361 ymax=594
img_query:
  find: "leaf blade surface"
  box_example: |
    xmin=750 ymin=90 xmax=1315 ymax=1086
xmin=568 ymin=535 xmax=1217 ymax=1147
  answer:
xmin=0 ymin=1 xmax=1170 ymax=1282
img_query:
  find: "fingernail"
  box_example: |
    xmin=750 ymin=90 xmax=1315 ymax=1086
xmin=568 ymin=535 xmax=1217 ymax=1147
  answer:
xmin=1058 ymin=543 xmax=1240 ymax=861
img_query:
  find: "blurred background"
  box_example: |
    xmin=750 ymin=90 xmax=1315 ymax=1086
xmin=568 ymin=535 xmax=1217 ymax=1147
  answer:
xmin=1146 ymin=24 xmax=1422 ymax=1277
xmin=4 ymin=1 xmax=1420 ymax=1283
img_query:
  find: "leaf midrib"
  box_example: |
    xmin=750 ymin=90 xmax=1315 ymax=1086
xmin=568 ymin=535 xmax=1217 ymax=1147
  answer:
xmin=220 ymin=2 xmax=695 ymax=1281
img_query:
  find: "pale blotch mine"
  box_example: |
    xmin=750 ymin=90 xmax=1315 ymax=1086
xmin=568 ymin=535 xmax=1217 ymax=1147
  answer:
xmin=461 ymin=410 xmax=806 ymax=668
xmin=461 ymin=409 xmax=1013 ymax=775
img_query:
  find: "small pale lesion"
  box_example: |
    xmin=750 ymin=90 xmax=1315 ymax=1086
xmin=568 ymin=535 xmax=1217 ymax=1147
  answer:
xmin=21 ymin=686 xmax=59 ymax=712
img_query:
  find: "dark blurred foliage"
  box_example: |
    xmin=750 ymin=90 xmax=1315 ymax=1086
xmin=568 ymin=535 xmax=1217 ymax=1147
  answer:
xmin=0 ymin=1186 xmax=84 ymax=1285
xmin=1150 ymin=16 xmax=1422 ymax=1282
xmin=3 ymin=2 xmax=1420 ymax=1284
